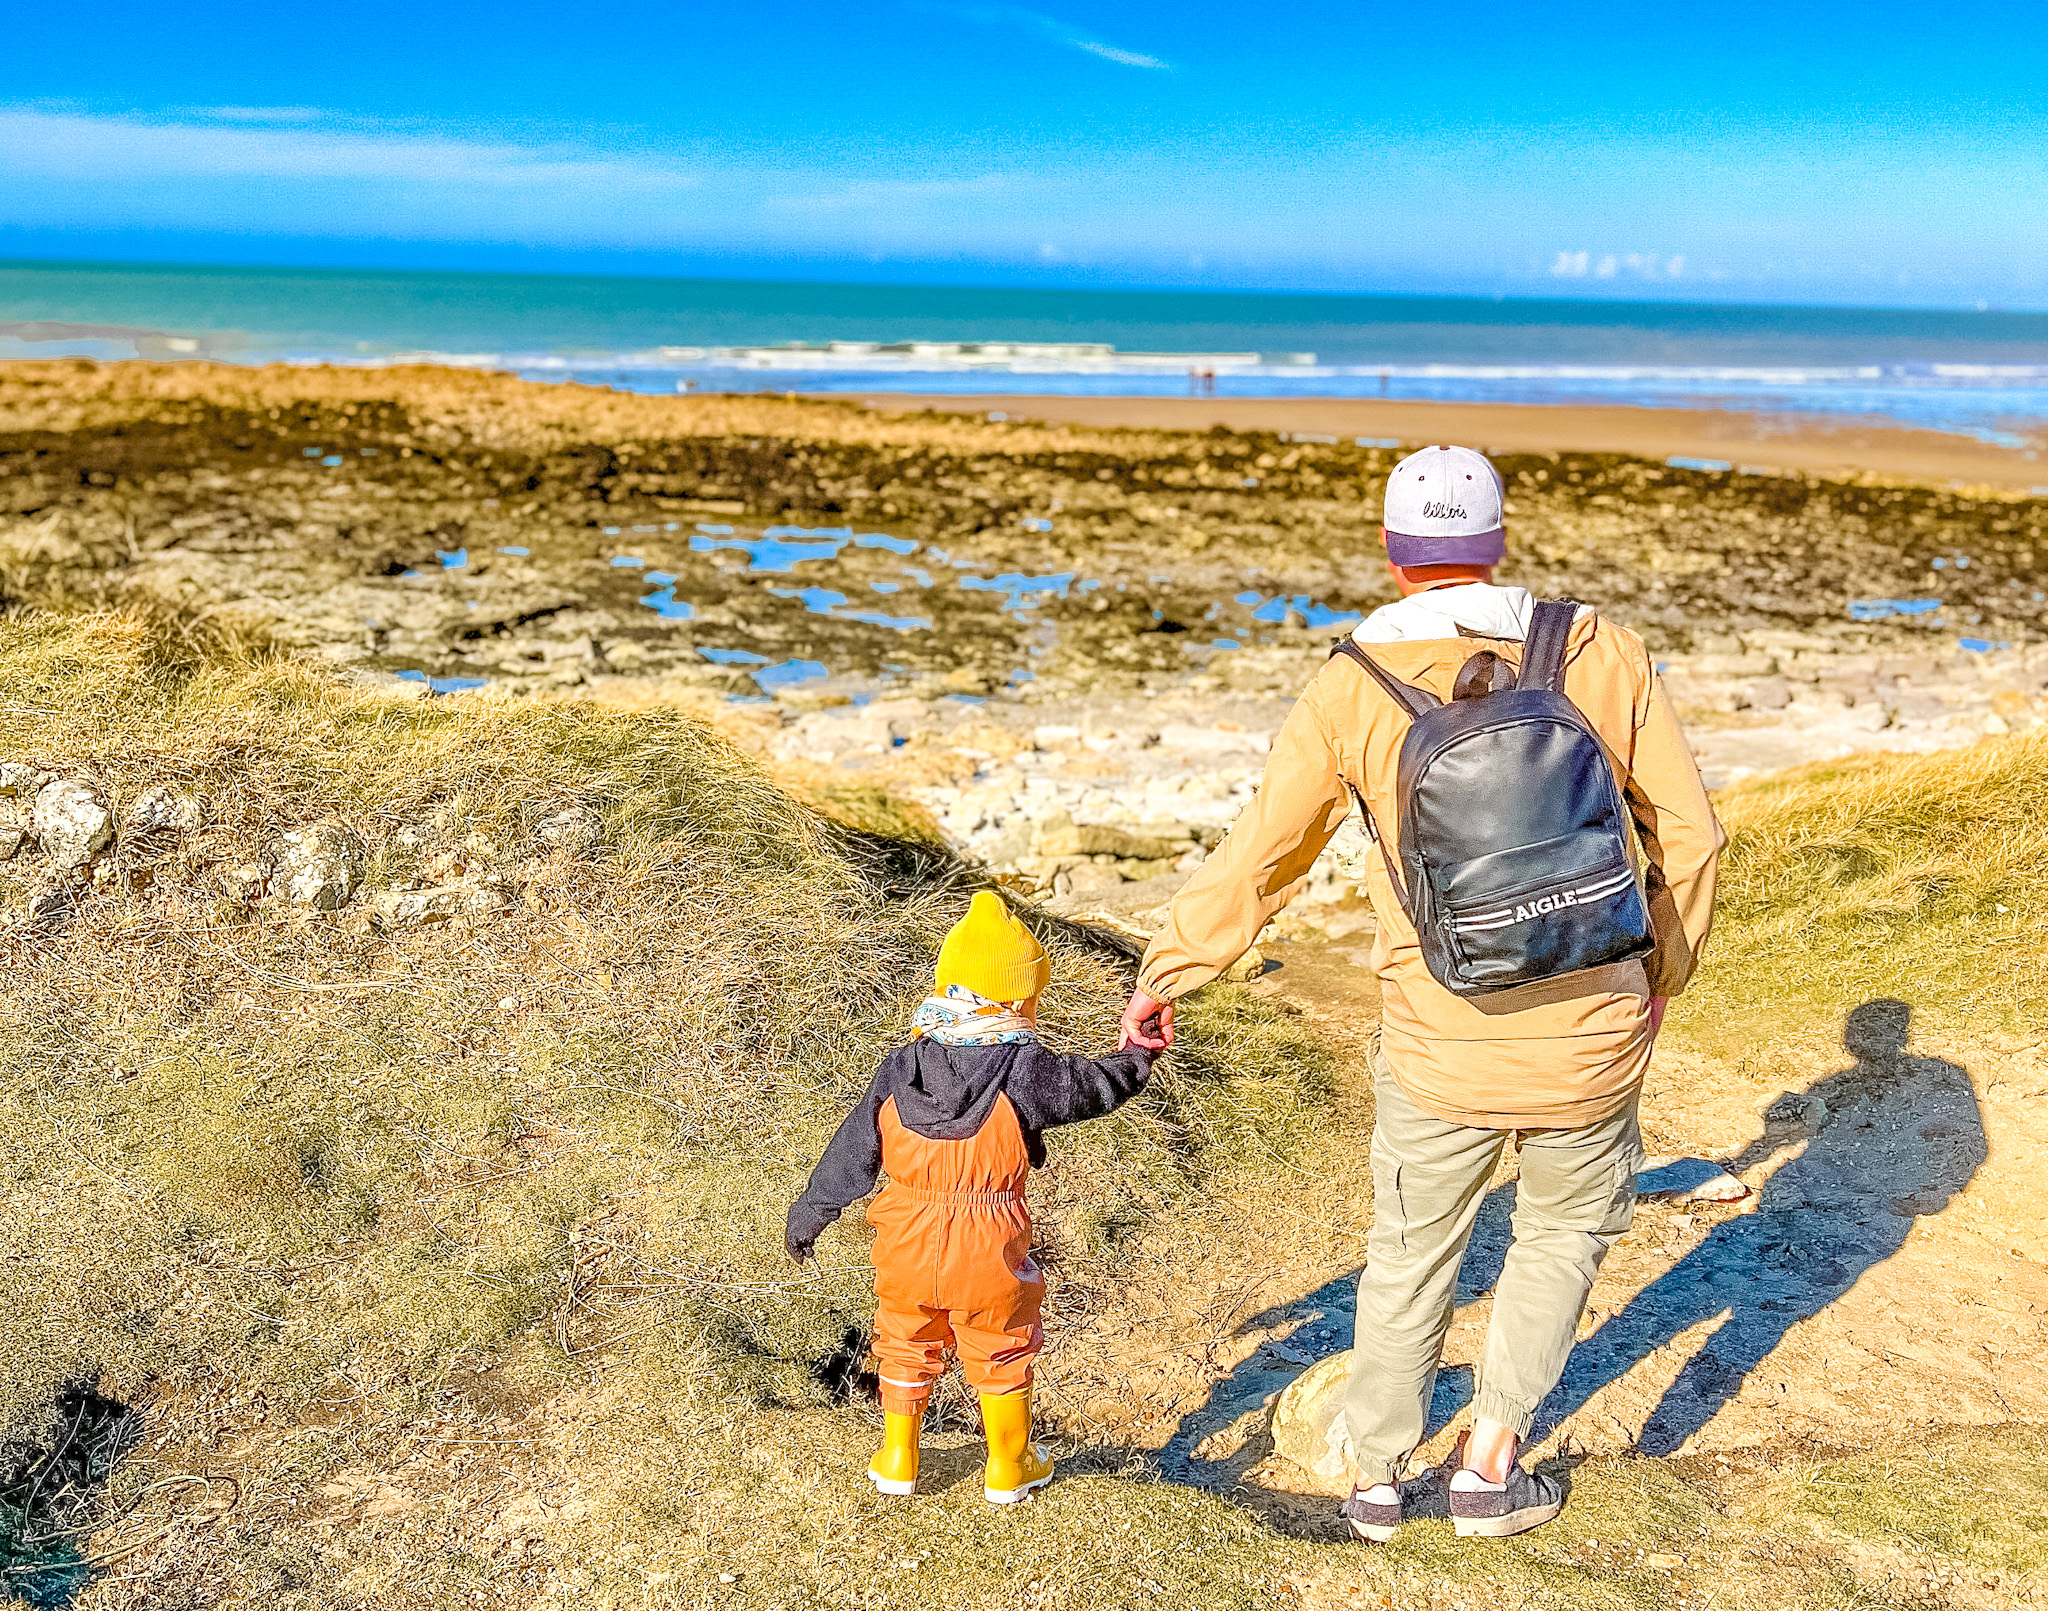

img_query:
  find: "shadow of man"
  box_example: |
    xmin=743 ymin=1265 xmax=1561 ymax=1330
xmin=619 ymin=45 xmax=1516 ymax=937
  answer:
xmin=1534 ymin=998 xmax=1985 ymax=1455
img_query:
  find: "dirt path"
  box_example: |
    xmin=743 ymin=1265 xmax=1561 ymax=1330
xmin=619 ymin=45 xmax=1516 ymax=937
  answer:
xmin=1122 ymin=933 xmax=2048 ymax=1507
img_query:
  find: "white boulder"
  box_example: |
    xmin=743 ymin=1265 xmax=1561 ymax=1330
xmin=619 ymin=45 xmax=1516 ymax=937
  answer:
xmin=34 ymin=779 xmax=113 ymax=871
xmin=1269 ymin=1350 xmax=1354 ymax=1490
xmin=278 ymin=823 xmax=367 ymax=909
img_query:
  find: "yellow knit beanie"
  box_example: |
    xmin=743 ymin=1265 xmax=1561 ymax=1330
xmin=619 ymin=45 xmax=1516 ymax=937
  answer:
xmin=934 ymin=891 xmax=1049 ymax=1003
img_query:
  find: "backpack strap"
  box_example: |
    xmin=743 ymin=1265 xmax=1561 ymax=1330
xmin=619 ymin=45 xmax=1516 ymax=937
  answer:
xmin=1518 ymin=598 xmax=1582 ymax=693
xmin=1325 ymin=639 xmax=1423 ymax=922
xmin=1328 ymin=638 xmax=1442 ymax=719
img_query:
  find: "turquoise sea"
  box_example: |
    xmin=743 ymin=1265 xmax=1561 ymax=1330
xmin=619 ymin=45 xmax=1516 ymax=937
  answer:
xmin=4 ymin=259 xmax=2047 ymax=444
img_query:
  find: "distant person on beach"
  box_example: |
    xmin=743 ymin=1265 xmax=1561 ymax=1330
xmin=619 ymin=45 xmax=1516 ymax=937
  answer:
xmin=788 ymin=892 xmax=1155 ymax=1504
xmin=1118 ymin=445 xmax=1723 ymax=1540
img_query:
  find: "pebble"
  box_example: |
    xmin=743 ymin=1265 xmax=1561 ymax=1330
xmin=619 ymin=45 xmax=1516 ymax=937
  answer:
xmin=126 ymin=784 xmax=207 ymax=834
xmin=534 ymin=804 xmax=605 ymax=856
xmin=379 ymin=884 xmax=512 ymax=926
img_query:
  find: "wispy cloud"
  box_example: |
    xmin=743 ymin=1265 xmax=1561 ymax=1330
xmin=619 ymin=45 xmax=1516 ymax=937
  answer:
xmin=0 ymin=105 xmax=710 ymax=244
xmin=930 ymin=4 xmax=1169 ymax=70
xmin=0 ymin=105 xmax=1056 ymax=253
xmin=1550 ymin=249 xmax=1686 ymax=281
xmin=1073 ymin=40 xmax=1165 ymax=68
xmin=183 ymin=106 xmax=327 ymax=124
xmin=767 ymin=173 xmax=1010 ymax=214
xmin=0 ymin=106 xmax=700 ymax=195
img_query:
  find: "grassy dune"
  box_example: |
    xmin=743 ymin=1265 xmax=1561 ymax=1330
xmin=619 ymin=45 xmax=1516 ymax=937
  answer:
xmin=0 ymin=612 xmax=2043 ymax=1610
xmin=1683 ymin=731 xmax=2048 ymax=1054
xmin=0 ymin=612 xmax=1335 ymax=1609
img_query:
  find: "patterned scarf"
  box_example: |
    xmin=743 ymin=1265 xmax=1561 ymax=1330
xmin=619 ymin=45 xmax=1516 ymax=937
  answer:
xmin=911 ymin=983 xmax=1038 ymax=1046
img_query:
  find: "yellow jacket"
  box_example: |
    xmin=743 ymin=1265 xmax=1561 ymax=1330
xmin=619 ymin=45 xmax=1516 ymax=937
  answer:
xmin=1138 ymin=600 xmax=1725 ymax=1129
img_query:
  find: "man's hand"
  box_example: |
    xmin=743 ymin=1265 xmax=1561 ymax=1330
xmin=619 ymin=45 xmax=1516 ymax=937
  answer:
xmin=1646 ymin=996 xmax=1669 ymax=1040
xmin=1119 ymin=988 xmax=1175 ymax=1051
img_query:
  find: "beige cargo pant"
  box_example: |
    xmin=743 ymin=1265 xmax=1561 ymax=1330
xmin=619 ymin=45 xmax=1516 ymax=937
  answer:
xmin=1342 ymin=1036 xmax=1643 ymax=1486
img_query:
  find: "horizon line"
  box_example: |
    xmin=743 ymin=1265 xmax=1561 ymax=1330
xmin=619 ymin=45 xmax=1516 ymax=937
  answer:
xmin=3 ymin=251 xmax=2046 ymax=324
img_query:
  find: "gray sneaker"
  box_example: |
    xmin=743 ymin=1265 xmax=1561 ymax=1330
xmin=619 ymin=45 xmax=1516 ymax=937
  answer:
xmin=1448 ymin=1464 xmax=1564 ymax=1538
xmin=1339 ymin=1485 xmax=1404 ymax=1543
xmin=1340 ymin=1469 xmax=1445 ymax=1543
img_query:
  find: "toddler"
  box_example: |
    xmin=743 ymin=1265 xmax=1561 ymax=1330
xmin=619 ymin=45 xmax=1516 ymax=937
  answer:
xmin=786 ymin=892 xmax=1155 ymax=1502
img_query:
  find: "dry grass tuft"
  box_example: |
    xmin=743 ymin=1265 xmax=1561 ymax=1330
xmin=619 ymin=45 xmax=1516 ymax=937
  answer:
xmin=1678 ymin=731 xmax=2048 ymax=1056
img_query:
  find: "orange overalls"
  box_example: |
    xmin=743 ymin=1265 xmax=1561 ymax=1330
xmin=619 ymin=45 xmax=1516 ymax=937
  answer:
xmin=867 ymin=1091 xmax=1043 ymax=1414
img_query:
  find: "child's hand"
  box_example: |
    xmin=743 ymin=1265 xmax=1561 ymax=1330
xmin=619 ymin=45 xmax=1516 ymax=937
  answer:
xmin=1119 ymin=988 xmax=1174 ymax=1051
xmin=786 ymin=1226 xmax=816 ymax=1264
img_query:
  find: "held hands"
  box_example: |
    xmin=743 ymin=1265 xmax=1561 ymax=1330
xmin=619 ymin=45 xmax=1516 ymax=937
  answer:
xmin=1119 ymin=988 xmax=1175 ymax=1052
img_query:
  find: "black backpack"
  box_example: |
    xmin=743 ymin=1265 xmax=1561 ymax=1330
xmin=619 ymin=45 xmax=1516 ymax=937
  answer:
xmin=1332 ymin=599 xmax=1653 ymax=997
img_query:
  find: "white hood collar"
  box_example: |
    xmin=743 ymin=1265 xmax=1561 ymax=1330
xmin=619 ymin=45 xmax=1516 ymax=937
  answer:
xmin=1352 ymin=582 xmax=1537 ymax=644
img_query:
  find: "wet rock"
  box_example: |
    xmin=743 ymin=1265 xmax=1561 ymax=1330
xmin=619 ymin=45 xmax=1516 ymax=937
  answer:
xmin=33 ymin=779 xmax=113 ymax=870
xmin=379 ymin=883 xmax=515 ymax=926
xmin=278 ymin=823 xmax=367 ymax=909
xmin=1269 ymin=1351 xmax=1352 ymax=1489
xmin=534 ymin=805 xmax=605 ymax=856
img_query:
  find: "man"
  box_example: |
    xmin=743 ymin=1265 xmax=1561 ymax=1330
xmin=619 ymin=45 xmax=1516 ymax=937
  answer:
xmin=1119 ymin=445 xmax=1723 ymax=1539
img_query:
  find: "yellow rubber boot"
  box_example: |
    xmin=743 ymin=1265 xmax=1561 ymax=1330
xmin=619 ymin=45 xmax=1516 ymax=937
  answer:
xmin=867 ymin=1409 xmax=922 ymax=1496
xmin=980 ymin=1388 xmax=1055 ymax=1505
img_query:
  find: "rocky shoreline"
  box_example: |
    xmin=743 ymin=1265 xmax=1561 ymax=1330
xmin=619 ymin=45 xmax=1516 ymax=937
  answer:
xmin=4 ymin=360 xmax=2046 ymax=931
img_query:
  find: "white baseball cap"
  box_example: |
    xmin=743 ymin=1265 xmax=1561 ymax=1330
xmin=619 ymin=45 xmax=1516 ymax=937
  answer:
xmin=1381 ymin=445 xmax=1506 ymax=566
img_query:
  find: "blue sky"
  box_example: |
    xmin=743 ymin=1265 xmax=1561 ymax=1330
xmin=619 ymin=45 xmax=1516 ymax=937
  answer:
xmin=5 ymin=0 xmax=2045 ymax=306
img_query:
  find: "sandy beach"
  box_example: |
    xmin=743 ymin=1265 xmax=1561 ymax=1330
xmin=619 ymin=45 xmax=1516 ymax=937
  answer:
xmin=864 ymin=394 xmax=2048 ymax=491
